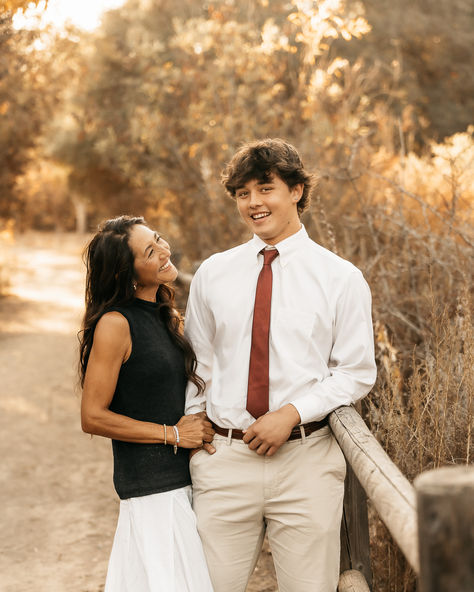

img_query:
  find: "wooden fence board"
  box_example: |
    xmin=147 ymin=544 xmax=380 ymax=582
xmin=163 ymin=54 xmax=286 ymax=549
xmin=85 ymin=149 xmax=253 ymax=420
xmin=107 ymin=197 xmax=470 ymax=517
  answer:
xmin=340 ymin=464 xmax=372 ymax=586
xmin=329 ymin=406 xmax=419 ymax=573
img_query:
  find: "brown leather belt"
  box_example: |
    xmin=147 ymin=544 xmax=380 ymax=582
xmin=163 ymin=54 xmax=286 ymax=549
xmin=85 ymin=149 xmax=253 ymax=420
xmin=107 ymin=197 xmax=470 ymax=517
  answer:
xmin=211 ymin=416 xmax=329 ymax=441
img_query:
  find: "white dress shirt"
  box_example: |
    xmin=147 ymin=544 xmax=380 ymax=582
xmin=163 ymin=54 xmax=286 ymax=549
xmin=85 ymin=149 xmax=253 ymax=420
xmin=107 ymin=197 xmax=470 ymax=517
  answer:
xmin=184 ymin=225 xmax=376 ymax=429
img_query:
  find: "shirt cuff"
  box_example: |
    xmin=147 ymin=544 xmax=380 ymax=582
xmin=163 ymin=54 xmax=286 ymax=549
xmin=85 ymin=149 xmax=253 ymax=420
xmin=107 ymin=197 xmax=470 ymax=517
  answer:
xmin=185 ymin=402 xmax=206 ymax=416
xmin=290 ymin=395 xmax=328 ymax=424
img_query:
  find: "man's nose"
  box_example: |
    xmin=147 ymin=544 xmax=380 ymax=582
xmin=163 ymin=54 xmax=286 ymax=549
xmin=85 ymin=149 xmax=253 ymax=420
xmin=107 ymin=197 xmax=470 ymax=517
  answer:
xmin=248 ymin=190 xmax=262 ymax=207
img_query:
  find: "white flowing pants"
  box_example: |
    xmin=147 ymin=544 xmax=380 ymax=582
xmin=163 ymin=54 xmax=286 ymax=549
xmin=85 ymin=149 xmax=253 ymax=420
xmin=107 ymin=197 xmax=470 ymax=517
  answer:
xmin=104 ymin=485 xmax=213 ymax=592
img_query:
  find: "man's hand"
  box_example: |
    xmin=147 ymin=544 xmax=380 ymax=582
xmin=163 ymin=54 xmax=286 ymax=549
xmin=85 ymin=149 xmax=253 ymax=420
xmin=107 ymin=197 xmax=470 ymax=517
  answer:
xmin=242 ymin=404 xmax=301 ymax=456
xmin=190 ymin=442 xmax=216 ymax=459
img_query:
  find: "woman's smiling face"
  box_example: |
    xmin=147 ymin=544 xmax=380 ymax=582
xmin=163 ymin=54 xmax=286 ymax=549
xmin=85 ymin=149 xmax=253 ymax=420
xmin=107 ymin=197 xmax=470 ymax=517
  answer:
xmin=128 ymin=224 xmax=178 ymax=298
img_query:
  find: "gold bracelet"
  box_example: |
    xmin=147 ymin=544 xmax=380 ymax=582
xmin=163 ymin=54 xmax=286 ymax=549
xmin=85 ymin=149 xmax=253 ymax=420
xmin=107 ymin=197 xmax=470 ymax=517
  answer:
xmin=163 ymin=424 xmax=167 ymax=445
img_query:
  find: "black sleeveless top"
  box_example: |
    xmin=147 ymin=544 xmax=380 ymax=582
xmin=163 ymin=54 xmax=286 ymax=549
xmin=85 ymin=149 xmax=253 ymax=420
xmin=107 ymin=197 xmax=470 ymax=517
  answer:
xmin=107 ymin=298 xmax=191 ymax=499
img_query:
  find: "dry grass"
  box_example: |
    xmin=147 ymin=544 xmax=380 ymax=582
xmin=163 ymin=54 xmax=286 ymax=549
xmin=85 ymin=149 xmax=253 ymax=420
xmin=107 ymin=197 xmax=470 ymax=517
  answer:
xmin=310 ymin=128 xmax=473 ymax=591
xmin=368 ymin=281 xmax=472 ymax=591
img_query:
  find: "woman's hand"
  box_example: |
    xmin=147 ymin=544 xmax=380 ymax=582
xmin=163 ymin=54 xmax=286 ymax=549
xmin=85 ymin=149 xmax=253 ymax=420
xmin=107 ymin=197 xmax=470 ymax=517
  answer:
xmin=174 ymin=412 xmax=215 ymax=449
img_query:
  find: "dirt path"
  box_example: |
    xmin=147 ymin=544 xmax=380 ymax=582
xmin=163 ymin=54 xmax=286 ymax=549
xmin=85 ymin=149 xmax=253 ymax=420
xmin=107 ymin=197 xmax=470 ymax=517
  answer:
xmin=0 ymin=232 xmax=276 ymax=592
xmin=0 ymin=233 xmax=115 ymax=592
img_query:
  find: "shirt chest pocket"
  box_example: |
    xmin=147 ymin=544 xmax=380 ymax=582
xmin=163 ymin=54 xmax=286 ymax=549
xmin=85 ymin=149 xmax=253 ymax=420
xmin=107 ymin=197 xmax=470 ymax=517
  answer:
xmin=272 ymin=308 xmax=317 ymax=359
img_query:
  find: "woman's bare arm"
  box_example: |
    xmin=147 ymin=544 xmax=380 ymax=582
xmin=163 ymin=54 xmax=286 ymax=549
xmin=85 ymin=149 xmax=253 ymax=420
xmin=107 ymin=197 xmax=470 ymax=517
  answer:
xmin=81 ymin=311 xmax=214 ymax=447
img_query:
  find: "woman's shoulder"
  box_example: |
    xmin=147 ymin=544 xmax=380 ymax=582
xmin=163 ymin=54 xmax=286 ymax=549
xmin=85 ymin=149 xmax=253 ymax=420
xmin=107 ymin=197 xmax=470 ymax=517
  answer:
xmin=95 ymin=310 xmax=130 ymax=337
xmin=89 ymin=311 xmax=132 ymax=362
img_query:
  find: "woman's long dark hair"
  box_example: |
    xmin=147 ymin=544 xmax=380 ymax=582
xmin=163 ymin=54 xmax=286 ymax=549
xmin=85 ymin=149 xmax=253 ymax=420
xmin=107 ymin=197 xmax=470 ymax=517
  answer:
xmin=78 ymin=216 xmax=204 ymax=397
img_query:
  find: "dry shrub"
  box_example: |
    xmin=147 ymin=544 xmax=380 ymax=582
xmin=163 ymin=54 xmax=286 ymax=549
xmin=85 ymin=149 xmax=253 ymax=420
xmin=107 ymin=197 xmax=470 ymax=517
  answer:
xmin=368 ymin=281 xmax=472 ymax=591
xmin=310 ymin=126 xmax=473 ymax=591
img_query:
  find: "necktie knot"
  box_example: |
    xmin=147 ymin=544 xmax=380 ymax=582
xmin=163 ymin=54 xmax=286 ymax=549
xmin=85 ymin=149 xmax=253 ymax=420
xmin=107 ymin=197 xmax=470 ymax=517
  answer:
xmin=262 ymin=248 xmax=279 ymax=266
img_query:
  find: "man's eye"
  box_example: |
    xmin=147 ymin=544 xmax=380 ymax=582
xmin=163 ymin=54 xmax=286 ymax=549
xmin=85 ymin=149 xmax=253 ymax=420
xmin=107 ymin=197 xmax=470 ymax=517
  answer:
xmin=237 ymin=192 xmax=247 ymax=198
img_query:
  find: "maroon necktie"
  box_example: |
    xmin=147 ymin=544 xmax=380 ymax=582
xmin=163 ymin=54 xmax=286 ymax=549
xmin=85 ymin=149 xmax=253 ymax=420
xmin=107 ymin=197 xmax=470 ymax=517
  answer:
xmin=247 ymin=248 xmax=279 ymax=418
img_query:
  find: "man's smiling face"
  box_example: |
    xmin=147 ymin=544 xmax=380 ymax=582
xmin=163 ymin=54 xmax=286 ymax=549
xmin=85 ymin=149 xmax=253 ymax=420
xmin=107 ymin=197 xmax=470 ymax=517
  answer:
xmin=235 ymin=173 xmax=303 ymax=245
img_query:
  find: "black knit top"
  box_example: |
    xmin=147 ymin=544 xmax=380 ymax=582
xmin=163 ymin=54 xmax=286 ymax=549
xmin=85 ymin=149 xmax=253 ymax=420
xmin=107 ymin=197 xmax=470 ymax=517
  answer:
xmin=107 ymin=298 xmax=191 ymax=500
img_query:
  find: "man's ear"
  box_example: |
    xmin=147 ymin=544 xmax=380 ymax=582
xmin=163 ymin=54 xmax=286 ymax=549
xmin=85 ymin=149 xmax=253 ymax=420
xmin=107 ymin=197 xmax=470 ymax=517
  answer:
xmin=292 ymin=183 xmax=304 ymax=202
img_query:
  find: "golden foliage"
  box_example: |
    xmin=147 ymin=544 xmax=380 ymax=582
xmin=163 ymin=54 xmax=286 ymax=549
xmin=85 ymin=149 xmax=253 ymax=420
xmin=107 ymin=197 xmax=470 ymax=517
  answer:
xmin=289 ymin=0 xmax=371 ymax=61
xmin=0 ymin=0 xmax=44 ymax=14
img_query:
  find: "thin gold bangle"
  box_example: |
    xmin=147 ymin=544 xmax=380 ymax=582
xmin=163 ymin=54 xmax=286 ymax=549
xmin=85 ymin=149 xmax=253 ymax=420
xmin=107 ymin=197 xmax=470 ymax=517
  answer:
xmin=163 ymin=424 xmax=167 ymax=445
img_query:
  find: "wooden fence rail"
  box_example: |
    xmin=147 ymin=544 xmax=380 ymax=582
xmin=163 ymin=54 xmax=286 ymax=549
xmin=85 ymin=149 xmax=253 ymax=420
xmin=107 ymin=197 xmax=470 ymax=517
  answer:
xmin=331 ymin=405 xmax=474 ymax=592
xmin=330 ymin=406 xmax=419 ymax=574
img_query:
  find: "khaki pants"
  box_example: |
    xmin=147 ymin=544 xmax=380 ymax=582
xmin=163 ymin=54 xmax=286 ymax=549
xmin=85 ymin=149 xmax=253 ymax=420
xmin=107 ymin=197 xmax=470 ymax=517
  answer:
xmin=190 ymin=426 xmax=346 ymax=592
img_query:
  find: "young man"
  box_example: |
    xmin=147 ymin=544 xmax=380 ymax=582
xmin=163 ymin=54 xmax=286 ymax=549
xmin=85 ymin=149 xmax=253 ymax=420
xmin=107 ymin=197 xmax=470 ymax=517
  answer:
xmin=185 ymin=139 xmax=376 ymax=592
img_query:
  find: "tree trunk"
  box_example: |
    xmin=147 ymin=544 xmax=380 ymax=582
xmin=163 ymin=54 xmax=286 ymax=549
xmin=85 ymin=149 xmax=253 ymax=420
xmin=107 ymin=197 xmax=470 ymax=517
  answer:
xmin=72 ymin=193 xmax=87 ymax=234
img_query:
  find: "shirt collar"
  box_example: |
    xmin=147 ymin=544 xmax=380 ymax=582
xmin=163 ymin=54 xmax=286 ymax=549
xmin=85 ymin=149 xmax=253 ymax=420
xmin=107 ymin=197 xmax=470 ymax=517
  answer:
xmin=249 ymin=225 xmax=308 ymax=267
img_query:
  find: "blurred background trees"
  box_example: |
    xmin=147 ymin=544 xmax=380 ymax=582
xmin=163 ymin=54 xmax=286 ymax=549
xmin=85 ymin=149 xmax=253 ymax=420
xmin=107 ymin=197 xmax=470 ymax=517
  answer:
xmin=1 ymin=0 xmax=472 ymax=253
xmin=0 ymin=11 xmax=56 ymax=222
xmin=1 ymin=1 xmax=472 ymax=590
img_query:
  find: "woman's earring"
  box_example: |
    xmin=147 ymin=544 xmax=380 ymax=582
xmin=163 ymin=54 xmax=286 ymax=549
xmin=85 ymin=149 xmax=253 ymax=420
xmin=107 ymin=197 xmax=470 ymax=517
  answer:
xmin=133 ymin=281 xmax=137 ymax=291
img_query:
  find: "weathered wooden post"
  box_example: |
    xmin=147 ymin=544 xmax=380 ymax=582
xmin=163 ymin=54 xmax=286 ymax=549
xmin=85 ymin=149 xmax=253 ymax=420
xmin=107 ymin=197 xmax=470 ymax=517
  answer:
xmin=414 ymin=465 xmax=474 ymax=592
xmin=338 ymin=569 xmax=371 ymax=592
xmin=339 ymin=400 xmax=373 ymax=588
xmin=339 ymin=464 xmax=372 ymax=587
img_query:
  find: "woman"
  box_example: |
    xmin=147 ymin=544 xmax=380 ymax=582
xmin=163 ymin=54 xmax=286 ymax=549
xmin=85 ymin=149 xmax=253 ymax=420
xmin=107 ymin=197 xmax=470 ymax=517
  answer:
xmin=79 ymin=215 xmax=214 ymax=591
